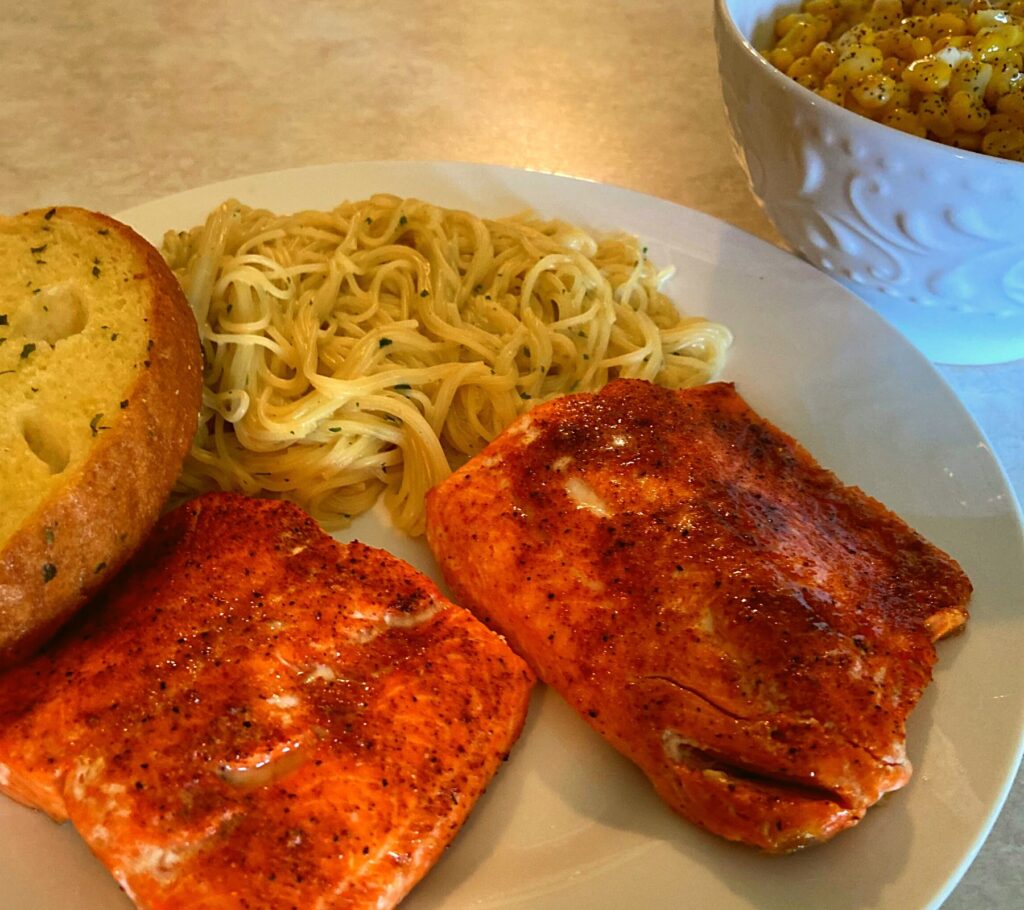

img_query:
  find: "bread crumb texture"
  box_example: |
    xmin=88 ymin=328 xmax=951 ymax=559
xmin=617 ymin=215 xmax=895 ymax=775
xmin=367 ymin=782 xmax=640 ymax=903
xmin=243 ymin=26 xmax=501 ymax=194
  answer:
xmin=0 ymin=209 xmax=152 ymax=546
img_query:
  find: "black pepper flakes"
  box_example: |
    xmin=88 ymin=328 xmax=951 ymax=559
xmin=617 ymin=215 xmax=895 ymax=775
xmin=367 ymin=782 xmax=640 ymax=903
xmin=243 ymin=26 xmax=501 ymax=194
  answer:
xmin=42 ymin=563 xmax=57 ymax=582
xmin=20 ymin=343 xmax=36 ymax=359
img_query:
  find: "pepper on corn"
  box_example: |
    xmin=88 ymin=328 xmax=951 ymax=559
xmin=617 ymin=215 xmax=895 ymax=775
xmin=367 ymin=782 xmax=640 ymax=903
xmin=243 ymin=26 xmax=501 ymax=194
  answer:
xmin=764 ymin=0 xmax=1024 ymax=161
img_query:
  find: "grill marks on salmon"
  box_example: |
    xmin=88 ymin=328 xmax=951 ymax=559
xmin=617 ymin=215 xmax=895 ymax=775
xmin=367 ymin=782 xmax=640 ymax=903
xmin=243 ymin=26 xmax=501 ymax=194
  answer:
xmin=425 ymin=380 xmax=970 ymax=852
xmin=0 ymin=492 xmax=533 ymax=908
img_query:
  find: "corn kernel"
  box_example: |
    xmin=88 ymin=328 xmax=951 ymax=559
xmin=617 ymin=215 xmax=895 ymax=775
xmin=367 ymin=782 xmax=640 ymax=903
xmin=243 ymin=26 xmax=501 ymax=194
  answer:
xmin=844 ymin=94 xmax=884 ymax=120
xmin=919 ymin=92 xmax=957 ymax=137
xmin=938 ymin=36 xmax=976 ymax=58
xmin=949 ymin=89 xmax=992 ymax=131
xmin=948 ymin=58 xmax=994 ymax=96
xmin=811 ymin=40 xmax=840 ymax=72
xmin=904 ymin=56 xmax=954 ymax=91
xmin=968 ymin=10 xmax=1014 ymax=35
xmin=767 ymin=47 xmax=796 ymax=72
xmin=776 ymin=13 xmax=810 ymax=38
xmin=984 ymin=48 xmax=1024 ymax=71
xmin=779 ymin=20 xmax=825 ymax=58
xmin=817 ymin=82 xmax=846 ymax=103
xmin=997 ymin=88 xmax=1024 ymax=124
xmin=926 ymin=12 xmax=969 ymax=43
xmin=873 ymin=26 xmax=903 ymax=58
xmin=888 ymin=79 xmax=914 ymax=110
xmin=806 ymin=0 xmax=843 ymax=20
xmin=865 ymin=0 xmax=904 ymax=30
xmin=985 ymin=63 xmax=1024 ymax=106
xmin=882 ymin=54 xmax=905 ymax=77
xmin=949 ymin=129 xmax=984 ymax=150
xmin=836 ymin=23 xmax=877 ymax=51
xmin=882 ymin=108 xmax=928 ymax=137
xmin=789 ymin=56 xmax=820 ymax=81
xmin=986 ymin=111 xmax=1020 ymax=132
xmin=902 ymin=15 xmax=927 ymax=40
xmin=974 ymin=24 xmax=1024 ymax=58
xmin=913 ymin=0 xmax=954 ymax=15
xmin=850 ymin=72 xmax=898 ymax=107
xmin=827 ymin=44 xmax=885 ymax=87
xmin=896 ymin=28 xmax=925 ymax=61
xmin=982 ymin=126 xmax=1024 ymax=158
xmin=911 ymin=35 xmax=935 ymax=58
xmin=812 ymin=14 xmax=836 ymax=40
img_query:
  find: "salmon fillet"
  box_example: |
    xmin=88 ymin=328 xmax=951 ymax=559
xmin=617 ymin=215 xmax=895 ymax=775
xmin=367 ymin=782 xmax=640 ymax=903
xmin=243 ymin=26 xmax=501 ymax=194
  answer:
xmin=425 ymin=379 xmax=970 ymax=852
xmin=0 ymin=492 xmax=534 ymax=908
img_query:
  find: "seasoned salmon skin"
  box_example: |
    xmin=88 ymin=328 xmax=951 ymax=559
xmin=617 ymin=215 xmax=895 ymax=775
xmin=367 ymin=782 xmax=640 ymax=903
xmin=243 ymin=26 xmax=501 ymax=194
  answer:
xmin=425 ymin=379 xmax=970 ymax=852
xmin=0 ymin=492 xmax=534 ymax=908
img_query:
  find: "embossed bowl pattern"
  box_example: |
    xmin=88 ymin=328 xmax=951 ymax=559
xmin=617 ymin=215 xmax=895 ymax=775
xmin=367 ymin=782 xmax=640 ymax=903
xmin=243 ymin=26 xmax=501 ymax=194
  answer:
xmin=714 ymin=0 xmax=1024 ymax=364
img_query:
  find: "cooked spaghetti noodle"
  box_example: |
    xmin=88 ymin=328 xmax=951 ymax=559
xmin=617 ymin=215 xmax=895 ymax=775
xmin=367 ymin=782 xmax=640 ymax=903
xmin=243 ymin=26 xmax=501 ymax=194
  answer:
xmin=162 ymin=195 xmax=732 ymax=534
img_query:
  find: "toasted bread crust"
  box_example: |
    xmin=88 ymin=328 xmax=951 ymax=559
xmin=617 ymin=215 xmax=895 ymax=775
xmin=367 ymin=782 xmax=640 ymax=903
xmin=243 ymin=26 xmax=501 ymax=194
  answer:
xmin=0 ymin=207 xmax=202 ymax=666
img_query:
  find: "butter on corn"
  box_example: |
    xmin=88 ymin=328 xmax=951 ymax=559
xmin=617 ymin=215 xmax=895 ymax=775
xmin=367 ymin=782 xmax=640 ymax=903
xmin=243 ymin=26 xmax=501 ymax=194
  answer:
xmin=763 ymin=0 xmax=1024 ymax=161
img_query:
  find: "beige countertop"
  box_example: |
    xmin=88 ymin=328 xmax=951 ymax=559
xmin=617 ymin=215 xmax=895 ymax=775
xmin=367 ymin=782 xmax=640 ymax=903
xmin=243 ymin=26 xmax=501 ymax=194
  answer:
xmin=1 ymin=1 xmax=1020 ymax=907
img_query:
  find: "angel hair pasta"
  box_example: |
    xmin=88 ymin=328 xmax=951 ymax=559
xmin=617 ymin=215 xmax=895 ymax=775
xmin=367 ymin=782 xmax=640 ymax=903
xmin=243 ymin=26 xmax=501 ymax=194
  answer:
xmin=162 ymin=195 xmax=732 ymax=534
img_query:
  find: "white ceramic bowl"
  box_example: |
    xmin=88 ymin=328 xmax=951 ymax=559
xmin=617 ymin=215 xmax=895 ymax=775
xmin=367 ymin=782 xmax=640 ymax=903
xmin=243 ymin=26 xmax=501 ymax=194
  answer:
xmin=714 ymin=0 xmax=1024 ymax=365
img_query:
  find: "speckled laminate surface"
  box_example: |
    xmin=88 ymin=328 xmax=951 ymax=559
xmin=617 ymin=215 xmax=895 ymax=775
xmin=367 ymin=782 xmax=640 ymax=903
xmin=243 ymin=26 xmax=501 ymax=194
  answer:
xmin=0 ymin=1 xmax=1020 ymax=908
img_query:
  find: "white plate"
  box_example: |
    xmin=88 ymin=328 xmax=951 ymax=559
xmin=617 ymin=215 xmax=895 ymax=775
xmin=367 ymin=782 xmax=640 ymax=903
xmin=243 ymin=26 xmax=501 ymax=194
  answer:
xmin=3 ymin=162 xmax=1022 ymax=910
